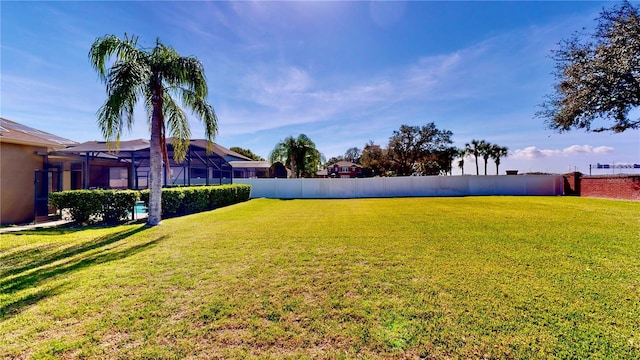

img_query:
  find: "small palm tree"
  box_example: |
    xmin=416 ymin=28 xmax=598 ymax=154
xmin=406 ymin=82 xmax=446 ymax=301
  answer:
xmin=457 ymin=148 xmax=468 ymax=175
xmin=89 ymin=34 xmax=218 ymax=226
xmin=465 ymin=139 xmax=486 ymax=176
xmin=490 ymin=144 xmax=509 ymax=175
xmin=478 ymin=141 xmax=493 ymax=175
xmin=269 ymin=134 xmax=324 ymax=178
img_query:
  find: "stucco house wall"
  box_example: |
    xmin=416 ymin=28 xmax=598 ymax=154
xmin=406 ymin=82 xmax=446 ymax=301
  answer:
xmin=1 ymin=118 xmax=77 ymax=225
xmin=0 ymin=142 xmax=47 ymax=224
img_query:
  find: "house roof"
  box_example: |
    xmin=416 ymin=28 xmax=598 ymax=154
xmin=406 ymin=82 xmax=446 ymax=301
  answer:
xmin=187 ymin=139 xmax=252 ymax=161
xmin=0 ymin=118 xmax=77 ymax=148
xmin=328 ymin=161 xmax=362 ymax=168
xmin=58 ymin=138 xmax=252 ymax=161
xmin=229 ymin=161 xmax=272 ymax=169
xmin=56 ymin=139 xmax=151 ymax=153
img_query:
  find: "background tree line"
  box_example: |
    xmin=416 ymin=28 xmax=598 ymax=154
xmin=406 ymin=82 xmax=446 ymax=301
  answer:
xmin=251 ymin=123 xmax=510 ymax=178
xmin=324 ymin=123 xmax=510 ymax=177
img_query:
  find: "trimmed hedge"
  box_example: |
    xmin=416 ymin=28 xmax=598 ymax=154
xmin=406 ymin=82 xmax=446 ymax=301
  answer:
xmin=49 ymin=190 xmax=140 ymax=224
xmin=49 ymin=185 xmax=250 ymax=224
xmin=139 ymin=184 xmax=251 ymax=217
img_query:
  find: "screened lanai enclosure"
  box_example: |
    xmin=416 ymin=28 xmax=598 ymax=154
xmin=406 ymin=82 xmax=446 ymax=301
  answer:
xmin=53 ymin=139 xmax=250 ymax=190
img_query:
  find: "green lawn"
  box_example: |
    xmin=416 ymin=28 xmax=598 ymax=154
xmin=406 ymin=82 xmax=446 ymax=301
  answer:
xmin=1 ymin=197 xmax=638 ymax=359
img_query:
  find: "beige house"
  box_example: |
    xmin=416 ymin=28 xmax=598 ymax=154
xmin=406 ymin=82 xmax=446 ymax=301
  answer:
xmin=0 ymin=118 xmax=77 ymax=225
xmin=0 ymin=118 xmax=257 ymax=225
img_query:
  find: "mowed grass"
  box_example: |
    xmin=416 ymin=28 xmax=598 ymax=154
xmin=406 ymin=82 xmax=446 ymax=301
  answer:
xmin=1 ymin=197 xmax=638 ymax=359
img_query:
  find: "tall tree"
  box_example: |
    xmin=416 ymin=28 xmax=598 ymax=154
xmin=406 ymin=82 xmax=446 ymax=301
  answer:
xmin=269 ymin=134 xmax=324 ymax=178
xmin=478 ymin=141 xmax=493 ymax=176
xmin=489 ymin=144 xmax=509 ymax=175
xmin=539 ymin=1 xmax=640 ymax=133
xmin=344 ymin=147 xmax=361 ymax=163
xmin=89 ymin=34 xmax=217 ymax=226
xmin=434 ymin=146 xmax=459 ymax=176
xmin=360 ymin=141 xmax=388 ymax=177
xmin=230 ymin=146 xmax=265 ymax=161
xmin=465 ymin=139 xmax=485 ymax=176
xmin=387 ymin=123 xmax=453 ymax=176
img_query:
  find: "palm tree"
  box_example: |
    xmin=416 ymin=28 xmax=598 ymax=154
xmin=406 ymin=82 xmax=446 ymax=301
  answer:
xmin=465 ymin=139 xmax=485 ymax=175
xmin=490 ymin=144 xmax=509 ymax=175
xmin=478 ymin=141 xmax=493 ymax=175
xmin=457 ymin=148 xmax=468 ymax=175
xmin=269 ymin=134 xmax=324 ymax=178
xmin=440 ymin=146 xmax=459 ymax=176
xmin=89 ymin=34 xmax=218 ymax=226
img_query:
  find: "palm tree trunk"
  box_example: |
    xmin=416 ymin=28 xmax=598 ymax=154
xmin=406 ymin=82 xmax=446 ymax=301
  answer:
xmin=148 ymin=89 xmax=163 ymax=226
xmin=474 ymin=156 xmax=479 ymax=175
xmin=496 ymin=161 xmax=500 ymax=175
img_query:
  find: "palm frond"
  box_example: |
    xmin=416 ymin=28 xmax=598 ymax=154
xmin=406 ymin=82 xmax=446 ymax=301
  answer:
xmin=163 ymin=94 xmax=191 ymax=163
xmin=89 ymin=34 xmax=142 ymax=81
xmin=97 ymin=59 xmax=149 ymax=149
xmin=181 ymin=88 xmax=218 ymax=151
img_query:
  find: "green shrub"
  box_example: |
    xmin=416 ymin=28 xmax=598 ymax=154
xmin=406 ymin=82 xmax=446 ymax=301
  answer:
xmin=140 ymin=184 xmax=251 ymax=216
xmin=182 ymin=187 xmax=208 ymax=214
xmin=161 ymin=188 xmax=186 ymax=216
xmin=49 ymin=190 xmax=139 ymax=224
xmin=139 ymin=189 xmax=149 ymax=205
xmin=49 ymin=190 xmax=102 ymax=223
xmin=102 ymin=190 xmax=140 ymax=224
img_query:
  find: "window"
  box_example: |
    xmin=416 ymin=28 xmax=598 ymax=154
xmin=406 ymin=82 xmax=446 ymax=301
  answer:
xmin=341 ymin=167 xmax=349 ymax=172
xmin=109 ymin=167 xmax=128 ymax=189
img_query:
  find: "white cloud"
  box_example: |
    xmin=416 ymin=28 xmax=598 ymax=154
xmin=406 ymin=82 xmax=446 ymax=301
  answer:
xmin=563 ymin=144 xmax=614 ymax=155
xmin=513 ymin=145 xmax=614 ymax=159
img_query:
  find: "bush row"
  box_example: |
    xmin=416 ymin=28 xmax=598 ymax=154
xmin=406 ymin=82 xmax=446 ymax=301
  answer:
xmin=49 ymin=190 xmax=140 ymax=224
xmin=49 ymin=185 xmax=251 ymax=224
xmin=139 ymin=184 xmax=251 ymax=217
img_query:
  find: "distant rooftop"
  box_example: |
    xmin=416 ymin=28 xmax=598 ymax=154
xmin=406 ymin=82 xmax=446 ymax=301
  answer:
xmin=327 ymin=160 xmax=361 ymax=168
xmin=58 ymin=138 xmax=253 ymax=161
xmin=0 ymin=118 xmax=77 ymax=148
xmin=228 ymin=160 xmax=272 ymax=169
xmin=56 ymin=139 xmax=151 ymax=153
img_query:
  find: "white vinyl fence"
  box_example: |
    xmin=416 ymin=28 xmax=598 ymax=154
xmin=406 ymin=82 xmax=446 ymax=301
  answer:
xmin=235 ymin=175 xmax=564 ymax=199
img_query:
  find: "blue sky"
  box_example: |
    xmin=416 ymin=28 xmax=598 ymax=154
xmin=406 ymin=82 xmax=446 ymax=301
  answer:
xmin=2 ymin=1 xmax=639 ymax=175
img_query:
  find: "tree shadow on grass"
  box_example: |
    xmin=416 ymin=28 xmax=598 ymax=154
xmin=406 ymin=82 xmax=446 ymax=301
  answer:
xmin=0 ymin=226 xmax=165 ymax=320
xmin=0 ymin=226 xmax=146 ymax=279
xmin=0 ymin=283 xmax=65 ymax=320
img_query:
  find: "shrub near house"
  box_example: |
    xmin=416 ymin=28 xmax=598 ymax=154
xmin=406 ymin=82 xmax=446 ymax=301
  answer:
xmin=49 ymin=190 xmax=139 ymax=224
xmin=139 ymin=184 xmax=251 ymax=217
xmin=50 ymin=184 xmax=251 ymax=224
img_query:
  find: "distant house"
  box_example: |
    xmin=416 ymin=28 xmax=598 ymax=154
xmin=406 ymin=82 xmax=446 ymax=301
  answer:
xmin=0 ymin=118 xmax=77 ymax=225
xmin=320 ymin=161 xmax=363 ymax=178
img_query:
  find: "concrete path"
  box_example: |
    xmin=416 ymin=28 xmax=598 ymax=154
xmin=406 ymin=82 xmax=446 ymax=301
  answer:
xmin=0 ymin=219 xmax=73 ymax=234
xmin=0 ymin=213 xmax=148 ymax=234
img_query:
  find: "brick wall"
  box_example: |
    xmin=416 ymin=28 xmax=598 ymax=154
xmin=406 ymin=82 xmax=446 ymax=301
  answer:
xmin=563 ymin=172 xmax=640 ymax=200
xmin=563 ymin=172 xmax=580 ymax=196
